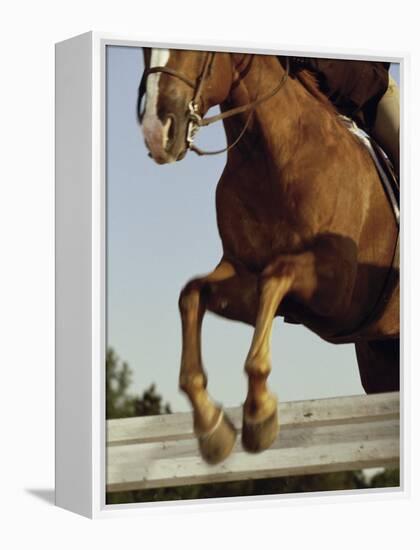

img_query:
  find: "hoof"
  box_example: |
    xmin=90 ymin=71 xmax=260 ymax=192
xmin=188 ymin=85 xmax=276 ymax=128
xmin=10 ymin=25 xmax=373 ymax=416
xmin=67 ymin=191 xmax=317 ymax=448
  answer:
xmin=242 ymin=406 xmax=279 ymax=453
xmin=197 ymin=409 xmax=237 ymax=465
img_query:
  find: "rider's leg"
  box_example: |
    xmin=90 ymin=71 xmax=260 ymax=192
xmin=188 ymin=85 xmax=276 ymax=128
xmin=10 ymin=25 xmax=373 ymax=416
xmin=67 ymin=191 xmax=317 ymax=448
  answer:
xmin=371 ymin=74 xmax=400 ymax=176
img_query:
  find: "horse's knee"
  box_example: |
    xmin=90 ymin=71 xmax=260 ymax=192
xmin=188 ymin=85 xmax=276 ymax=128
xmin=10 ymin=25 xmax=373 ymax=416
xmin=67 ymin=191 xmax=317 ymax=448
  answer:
xmin=179 ymin=372 xmax=207 ymax=396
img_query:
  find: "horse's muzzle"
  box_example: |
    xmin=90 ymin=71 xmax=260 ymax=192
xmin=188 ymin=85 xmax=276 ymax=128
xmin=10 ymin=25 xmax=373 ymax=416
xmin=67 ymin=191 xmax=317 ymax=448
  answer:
xmin=142 ymin=109 xmax=188 ymax=164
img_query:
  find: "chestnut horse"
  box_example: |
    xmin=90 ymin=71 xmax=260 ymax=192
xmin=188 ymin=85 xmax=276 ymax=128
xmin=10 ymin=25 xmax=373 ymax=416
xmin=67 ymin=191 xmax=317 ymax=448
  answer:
xmin=139 ymin=48 xmax=399 ymax=464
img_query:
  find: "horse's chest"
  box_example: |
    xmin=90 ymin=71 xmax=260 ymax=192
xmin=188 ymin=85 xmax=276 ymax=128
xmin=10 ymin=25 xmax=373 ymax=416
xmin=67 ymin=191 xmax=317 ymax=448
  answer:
xmin=216 ymin=169 xmax=306 ymax=271
xmin=218 ymin=202 xmax=299 ymax=271
xmin=227 ymin=217 xmax=272 ymax=263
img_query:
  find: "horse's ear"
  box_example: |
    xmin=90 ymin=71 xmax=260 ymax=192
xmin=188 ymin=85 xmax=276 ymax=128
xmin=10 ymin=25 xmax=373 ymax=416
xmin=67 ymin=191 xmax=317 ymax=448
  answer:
xmin=143 ymin=47 xmax=151 ymax=69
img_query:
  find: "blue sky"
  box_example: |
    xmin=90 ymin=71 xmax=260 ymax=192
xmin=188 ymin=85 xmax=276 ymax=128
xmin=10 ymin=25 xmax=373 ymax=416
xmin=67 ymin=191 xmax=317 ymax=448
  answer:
xmin=106 ymin=46 xmax=399 ymax=412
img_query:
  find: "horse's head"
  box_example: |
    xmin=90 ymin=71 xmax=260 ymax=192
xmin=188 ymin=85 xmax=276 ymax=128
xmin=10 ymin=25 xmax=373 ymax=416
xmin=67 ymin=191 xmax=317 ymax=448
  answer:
xmin=139 ymin=48 xmax=232 ymax=164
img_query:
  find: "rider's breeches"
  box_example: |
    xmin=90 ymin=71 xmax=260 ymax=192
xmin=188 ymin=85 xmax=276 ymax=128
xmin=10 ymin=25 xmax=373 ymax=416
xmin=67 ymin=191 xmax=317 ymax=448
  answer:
xmin=372 ymin=75 xmax=400 ymax=176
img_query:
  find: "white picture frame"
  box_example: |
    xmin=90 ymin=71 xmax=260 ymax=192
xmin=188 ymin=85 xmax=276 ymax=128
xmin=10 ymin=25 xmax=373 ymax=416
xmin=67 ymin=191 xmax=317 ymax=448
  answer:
xmin=55 ymin=31 xmax=408 ymax=519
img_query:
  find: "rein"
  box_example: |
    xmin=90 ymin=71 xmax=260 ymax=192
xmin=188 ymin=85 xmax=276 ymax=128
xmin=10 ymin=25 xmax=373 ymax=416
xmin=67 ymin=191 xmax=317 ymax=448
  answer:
xmin=138 ymin=52 xmax=290 ymax=156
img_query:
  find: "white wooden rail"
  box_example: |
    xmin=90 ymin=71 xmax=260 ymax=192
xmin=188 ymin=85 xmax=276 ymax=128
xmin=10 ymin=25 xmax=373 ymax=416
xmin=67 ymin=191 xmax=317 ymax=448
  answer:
xmin=106 ymin=392 xmax=399 ymax=492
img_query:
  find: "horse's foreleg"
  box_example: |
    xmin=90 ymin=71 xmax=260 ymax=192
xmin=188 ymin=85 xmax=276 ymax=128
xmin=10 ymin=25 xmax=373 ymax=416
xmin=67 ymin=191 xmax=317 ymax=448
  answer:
xmin=242 ymin=269 xmax=294 ymax=452
xmin=242 ymin=240 xmax=357 ymax=452
xmin=178 ymin=259 xmax=238 ymax=464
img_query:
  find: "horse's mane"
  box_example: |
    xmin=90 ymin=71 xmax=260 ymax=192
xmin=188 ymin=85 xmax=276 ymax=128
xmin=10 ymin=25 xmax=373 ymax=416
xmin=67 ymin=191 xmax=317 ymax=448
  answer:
xmin=293 ymin=68 xmax=338 ymax=116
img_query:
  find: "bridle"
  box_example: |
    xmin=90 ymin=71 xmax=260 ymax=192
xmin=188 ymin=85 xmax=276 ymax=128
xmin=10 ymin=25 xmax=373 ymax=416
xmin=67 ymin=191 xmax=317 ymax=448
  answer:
xmin=138 ymin=51 xmax=290 ymax=156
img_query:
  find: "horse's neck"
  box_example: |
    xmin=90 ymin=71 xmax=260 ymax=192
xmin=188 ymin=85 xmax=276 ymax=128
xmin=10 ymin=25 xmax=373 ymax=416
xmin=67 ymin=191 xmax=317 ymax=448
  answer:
xmin=222 ymin=55 xmax=330 ymax=168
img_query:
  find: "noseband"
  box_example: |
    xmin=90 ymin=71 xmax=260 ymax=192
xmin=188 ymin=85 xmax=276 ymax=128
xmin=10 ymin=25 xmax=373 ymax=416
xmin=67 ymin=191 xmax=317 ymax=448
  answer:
xmin=138 ymin=52 xmax=290 ymax=156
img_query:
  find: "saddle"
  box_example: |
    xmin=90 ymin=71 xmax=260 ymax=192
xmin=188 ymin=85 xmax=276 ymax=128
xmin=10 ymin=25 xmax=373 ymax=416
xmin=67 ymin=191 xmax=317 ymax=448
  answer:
xmin=339 ymin=115 xmax=399 ymax=225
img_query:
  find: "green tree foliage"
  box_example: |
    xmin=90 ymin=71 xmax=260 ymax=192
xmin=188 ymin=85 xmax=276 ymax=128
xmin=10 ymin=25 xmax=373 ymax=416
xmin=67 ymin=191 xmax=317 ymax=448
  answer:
xmin=106 ymin=348 xmax=171 ymax=420
xmin=106 ymin=348 xmax=399 ymax=505
xmin=106 ymin=348 xmax=136 ymax=419
xmin=369 ymin=468 xmax=400 ymax=488
xmin=108 ymin=468 xmax=401 ymax=505
xmin=134 ymin=384 xmax=171 ymax=416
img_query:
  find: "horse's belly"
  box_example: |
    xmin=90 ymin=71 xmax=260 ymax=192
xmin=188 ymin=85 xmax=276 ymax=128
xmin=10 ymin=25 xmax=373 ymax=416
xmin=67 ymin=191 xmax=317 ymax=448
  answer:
xmin=313 ymin=281 xmax=400 ymax=344
xmin=359 ymin=282 xmax=400 ymax=339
